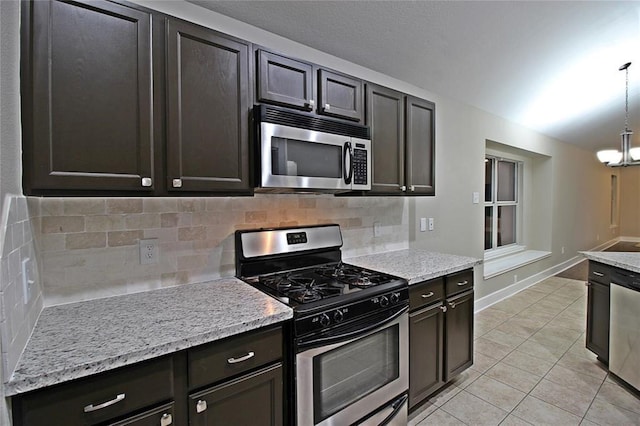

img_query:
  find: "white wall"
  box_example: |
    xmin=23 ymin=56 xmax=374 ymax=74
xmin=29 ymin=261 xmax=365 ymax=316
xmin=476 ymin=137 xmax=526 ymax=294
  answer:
xmin=0 ymin=0 xmax=23 ymax=423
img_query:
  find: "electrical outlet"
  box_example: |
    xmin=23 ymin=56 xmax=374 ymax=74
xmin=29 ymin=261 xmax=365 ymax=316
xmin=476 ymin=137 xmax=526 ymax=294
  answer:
xmin=561 ymin=246 xmax=565 ymax=254
xmin=139 ymin=239 xmax=159 ymax=265
xmin=472 ymin=192 xmax=480 ymax=204
xmin=21 ymin=257 xmax=35 ymax=304
xmin=428 ymin=218 xmax=434 ymax=231
xmin=373 ymin=222 xmax=382 ymax=237
xmin=420 ymin=218 xmax=427 ymax=232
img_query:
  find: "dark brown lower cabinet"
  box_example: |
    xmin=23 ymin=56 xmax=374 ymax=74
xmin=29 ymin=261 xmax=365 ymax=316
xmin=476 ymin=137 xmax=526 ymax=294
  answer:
xmin=409 ymin=302 xmax=444 ymax=407
xmin=189 ymin=364 xmax=283 ymax=426
xmin=444 ymin=290 xmax=474 ymax=380
xmin=586 ymin=280 xmax=609 ymax=363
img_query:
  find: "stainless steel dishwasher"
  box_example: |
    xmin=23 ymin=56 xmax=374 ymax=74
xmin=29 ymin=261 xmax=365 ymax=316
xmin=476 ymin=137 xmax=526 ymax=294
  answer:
xmin=609 ymin=268 xmax=640 ymax=391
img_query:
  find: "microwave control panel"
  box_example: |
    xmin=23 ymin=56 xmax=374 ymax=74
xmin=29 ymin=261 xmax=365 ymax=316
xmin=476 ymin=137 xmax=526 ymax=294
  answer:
xmin=353 ymin=146 xmax=368 ymax=185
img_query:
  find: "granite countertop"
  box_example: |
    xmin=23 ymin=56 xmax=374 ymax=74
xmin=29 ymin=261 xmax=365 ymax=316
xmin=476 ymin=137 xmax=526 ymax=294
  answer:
xmin=581 ymin=251 xmax=640 ymax=274
xmin=346 ymin=249 xmax=481 ymax=284
xmin=5 ymin=278 xmax=292 ymax=396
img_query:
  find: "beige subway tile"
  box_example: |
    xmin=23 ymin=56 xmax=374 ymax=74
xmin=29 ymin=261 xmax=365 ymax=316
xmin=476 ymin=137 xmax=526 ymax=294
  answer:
xmin=298 ymin=198 xmax=317 ymax=209
xmin=192 ymin=240 xmax=222 ymax=250
xmin=143 ymin=228 xmax=178 ymax=241
xmin=161 ymin=213 xmax=179 ymax=228
xmin=108 ymin=231 xmax=143 ymax=247
xmin=85 ymin=215 xmax=126 ymax=232
xmin=347 ymin=217 xmax=363 ymax=228
xmin=143 ymin=198 xmax=178 ymax=213
xmin=191 ymin=212 xmax=220 ymax=226
xmin=41 ymin=216 xmax=85 ymax=234
xmin=65 ymin=232 xmax=106 ymax=250
xmin=245 ymin=211 xmax=268 ymax=223
xmin=26 ymin=197 xmax=40 ymax=218
xmin=39 ymin=234 xmax=66 ymax=252
xmin=178 ymin=198 xmax=205 ymax=212
xmin=178 ymin=226 xmax=207 ymax=241
xmin=177 ymin=254 xmax=209 ymax=270
xmin=279 ymin=220 xmax=299 ymax=227
xmin=125 ymin=214 xmax=160 ymax=230
xmin=106 ymin=199 xmax=143 ymax=214
xmin=39 ymin=199 xmax=64 ymax=216
xmin=63 ymin=199 xmax=106 ymax=215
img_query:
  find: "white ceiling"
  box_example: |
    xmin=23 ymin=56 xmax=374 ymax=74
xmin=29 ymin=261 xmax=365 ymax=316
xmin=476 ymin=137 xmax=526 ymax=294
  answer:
xmin=188 ymin=0 xmax=640 ymax=152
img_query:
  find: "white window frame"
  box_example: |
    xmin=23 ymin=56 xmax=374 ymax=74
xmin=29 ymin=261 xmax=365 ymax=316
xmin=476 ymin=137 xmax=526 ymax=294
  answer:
xmin=484 ymin=155 xmax=522 ymax=257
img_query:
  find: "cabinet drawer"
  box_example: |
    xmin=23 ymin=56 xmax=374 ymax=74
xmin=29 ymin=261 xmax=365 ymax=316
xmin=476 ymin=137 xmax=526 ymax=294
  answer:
xmin=409 ymin=277 xmax=444 ymax=310
xmin=188 ymin=327 xmax=282 ymax=390
xmin=446 ymin=269 xmax=473 ymax=296
xmin=589 ymin=262 xmax=611 ymax=286
xmin=15 ymin=356 xmax=174 ymax=426
xmin=109 ymin=402 xmax=174 ymax=426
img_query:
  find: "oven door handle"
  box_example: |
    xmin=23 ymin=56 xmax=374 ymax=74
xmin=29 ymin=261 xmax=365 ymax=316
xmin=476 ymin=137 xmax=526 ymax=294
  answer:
xmin=298 ymin=305 xmax=408 ymax=349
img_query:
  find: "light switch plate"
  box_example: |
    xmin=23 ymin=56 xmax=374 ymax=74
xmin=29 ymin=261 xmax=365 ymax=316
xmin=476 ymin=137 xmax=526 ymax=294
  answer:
xmin=472 ymin=192 xmax=480 ymax=204
xmin=420 ymin=218 xmax=427 ymax=232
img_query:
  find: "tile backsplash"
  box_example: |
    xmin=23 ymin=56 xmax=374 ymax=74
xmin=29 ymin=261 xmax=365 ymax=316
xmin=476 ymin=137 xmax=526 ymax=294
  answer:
xmin=34 ymin=195 xmax=408 ymax=305
xmin=0 ymin=196 xmax=43 ymax=379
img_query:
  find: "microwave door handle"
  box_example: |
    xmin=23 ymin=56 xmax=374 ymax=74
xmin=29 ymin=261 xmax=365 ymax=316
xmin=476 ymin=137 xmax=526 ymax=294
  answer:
xmin=344 ymin=141 xmax=353 ymax=185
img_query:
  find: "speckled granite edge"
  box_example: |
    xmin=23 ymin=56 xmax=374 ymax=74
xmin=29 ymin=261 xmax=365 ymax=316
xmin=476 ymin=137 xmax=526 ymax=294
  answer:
xmin=346 ymin=249 xmax=482 ymax=284
xmin=581 ymin=251 xmax=640 ymax=274
xmin=5 ymin=278 xmax=292 ymax=396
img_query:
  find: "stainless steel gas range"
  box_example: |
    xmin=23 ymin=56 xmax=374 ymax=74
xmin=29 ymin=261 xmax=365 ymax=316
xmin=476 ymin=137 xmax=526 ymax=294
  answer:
xmin=235 ymin=224 xmax=409 ymax=426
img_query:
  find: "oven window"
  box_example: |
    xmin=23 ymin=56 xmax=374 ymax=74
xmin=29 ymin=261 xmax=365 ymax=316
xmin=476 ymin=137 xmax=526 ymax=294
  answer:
xmin=313 ymin=324 xmax=400 ymax=424
xmin=271 ymin=137 xmax=342 ymax=178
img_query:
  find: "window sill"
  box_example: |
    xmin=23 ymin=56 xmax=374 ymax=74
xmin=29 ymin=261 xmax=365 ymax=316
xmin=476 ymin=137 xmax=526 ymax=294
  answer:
xmin=483 ymin=250 xmax=552 ymax=279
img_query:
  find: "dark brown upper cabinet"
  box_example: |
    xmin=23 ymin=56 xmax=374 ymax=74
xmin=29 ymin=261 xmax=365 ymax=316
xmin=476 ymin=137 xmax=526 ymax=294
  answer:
xmin=256 ymin=49 xmax=364 ymax=122
xmin=365 ymin=86 xmax=435 ymax=195
xmin=366 ymin=84 xmax=405 ymax=194
xmin=317 ymin=70 xmax=363 ymax=122
xmin=166 ymin=20 xmax=251 ymax=194
xmin=23 ymin=0 xmax=156 ymax=193
xmin=257 ymin=49 xmax=314 ymax=111
xmin=406 ymin=96 xmax=436 ymax=195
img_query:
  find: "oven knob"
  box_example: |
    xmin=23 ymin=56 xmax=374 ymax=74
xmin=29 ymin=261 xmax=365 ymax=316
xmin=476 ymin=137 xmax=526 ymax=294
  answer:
xmin=319 ymin=313 xmax=331 ymax=327
xmin=333 ymin=309 xmax=344 ymax=323
xmin=390 ymin=292 xmax=400 ymax=304
xmin=380 ymin=295 xmax=389 ymax=307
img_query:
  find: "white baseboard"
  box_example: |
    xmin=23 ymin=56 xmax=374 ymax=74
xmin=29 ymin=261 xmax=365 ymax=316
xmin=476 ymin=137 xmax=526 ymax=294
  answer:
xmin=618 ymin=236 xmax=640 ymax=243
xmin=474 ymin=237 xmax=620 ymax=313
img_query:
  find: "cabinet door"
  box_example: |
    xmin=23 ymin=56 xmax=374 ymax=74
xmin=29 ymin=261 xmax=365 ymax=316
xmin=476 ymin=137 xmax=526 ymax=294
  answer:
xmin=189 ymin=364 xmax=283 ymax=426
xmin=166 ymin=20 xmax=250 ymax=193
xmin=26 ymin=0 xmax=155 ymax=193
xmin=257 ymin=50 xmax=314 ymax=111
xmin=108 ymin=402 xmax=174 ymax=426
xmin=405 ymin=96 xmax=435 ymax=195
xmin=444 ymin=290 xmax=474 ymax=381
xmin=318 ymin=70 xmax=363 ymax=122
xmin=366 ymin=84 xmax=405 ymax=194
xmin=586 ymin=281 xmax=609 ymax=363
xmin=409 ymin=303 xmax=445 ymax=408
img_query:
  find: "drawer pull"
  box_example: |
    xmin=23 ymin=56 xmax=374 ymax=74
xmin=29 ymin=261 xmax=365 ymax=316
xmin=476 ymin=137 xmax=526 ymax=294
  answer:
xmin=227 ymin=351 xmax=255 ymax=364
xmin=593 ymin=271 xmax=604 ymax=277
xmin=421 ymin=292 xmax=435 ymax=299
xmin=585 ymin=282 xmax=591 ymax=287
xmin=439 ymin=305 xmax=447 ymax=312
xmin=196 ymin=399 xmax=207 ymax=413
xmin=449 ymin=301 xmax=457 ymax=309
xmin=160 ymin=413 xmax=173 ymax=426
xmin=457 ymin=280 xmax=469 ymax=286
xmin=83 ymin=393 xmax=125 ymax=412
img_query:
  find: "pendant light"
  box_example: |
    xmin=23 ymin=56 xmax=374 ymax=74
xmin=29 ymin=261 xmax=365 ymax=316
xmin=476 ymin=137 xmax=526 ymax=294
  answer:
xmin=597 ymin=62 xmax=639 ymax=166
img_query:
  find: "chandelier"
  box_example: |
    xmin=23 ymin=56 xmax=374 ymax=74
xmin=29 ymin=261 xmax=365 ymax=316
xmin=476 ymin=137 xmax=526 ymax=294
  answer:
xmin=597 ymin=62 xmax=639 ymax=166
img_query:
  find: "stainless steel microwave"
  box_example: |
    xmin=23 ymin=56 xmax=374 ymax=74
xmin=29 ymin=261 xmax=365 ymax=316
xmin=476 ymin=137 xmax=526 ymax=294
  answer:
xmin=254 ymin=105 xmax=371 ymax=193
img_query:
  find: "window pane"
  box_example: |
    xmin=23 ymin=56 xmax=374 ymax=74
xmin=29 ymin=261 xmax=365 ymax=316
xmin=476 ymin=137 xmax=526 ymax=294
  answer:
xmin=485 ymin=206 xmax=493 ymax=250
xmin=498 ymin=205 xmax=516 ymax=246
xmin=485 ymin=158 xmax=494 ymax=202
xmin=497 ymin=161 xmax=516 ymax=201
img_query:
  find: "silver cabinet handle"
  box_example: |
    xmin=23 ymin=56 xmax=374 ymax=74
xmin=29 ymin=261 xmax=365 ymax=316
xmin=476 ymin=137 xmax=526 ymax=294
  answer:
xmin=141 ymin=177 xmax=152 ymax=187
xmin=439 ymin=305 xmax=447 ymax=312
xmin=160 ymin=413 xmax=173 ymax=426
xmin=324 ymin=103 xmax=331 ymax=110
xmin=585 ymin=282 xmax=591 ymax=287
xmin=172 ymin=178 xmax=182 ymax=188
xmin=196 ymin=400 xmax=207 ymax=413
xmin=227 ymin=351 xmax=255 ymax=364
xmin=409 ymin=185 xmax=415 ymax=192
xmin=449 ymin=301 xmax=457 ymax=309
xmin=457 ymin=280 xmax=469 ymax=286
xmin=307 ymin=99 xmax=315 ymax=106
xmin=400 ymin=185 xmax=407 ymax=191
xmin=593 ymin=271 xmax=604 ymax=277
xmin=421 ymin=292 xmax=435 ymax=299
xmin=83 ymin=393 xmax=125 ymax=412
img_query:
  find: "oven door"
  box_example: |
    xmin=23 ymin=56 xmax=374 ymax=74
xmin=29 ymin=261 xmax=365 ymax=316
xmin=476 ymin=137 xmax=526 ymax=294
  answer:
xmin=260 ymin=122 xmax=355 ymax=192
xmin=296 ymin=307 xmax=408 ymax=426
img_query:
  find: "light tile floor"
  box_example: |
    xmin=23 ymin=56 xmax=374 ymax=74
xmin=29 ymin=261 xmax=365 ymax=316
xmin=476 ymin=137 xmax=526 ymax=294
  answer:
xmin=408 ymin=276 xmax=640 ymax=426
